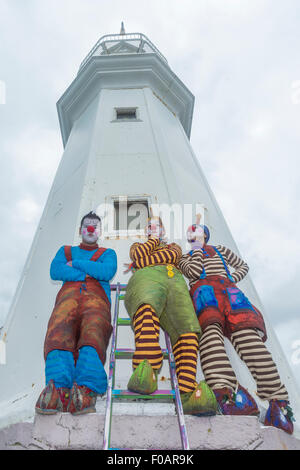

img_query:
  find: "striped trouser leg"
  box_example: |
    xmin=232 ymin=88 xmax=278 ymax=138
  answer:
xmin=199 ymin=323 xmax=238 ymax=391
xmin=45 ymin=349 xmax=75 ymax=389
xmin=231 ymin=329 xmax=289 ymax=401
xmin=173 ymin=333 xmax=199 ymax=393
xmin=132 ymin=304 xmax=164 ymax=371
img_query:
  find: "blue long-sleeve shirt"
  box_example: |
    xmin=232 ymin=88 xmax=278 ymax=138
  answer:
xmin=50 ymin=246 xmax=117 ymax=303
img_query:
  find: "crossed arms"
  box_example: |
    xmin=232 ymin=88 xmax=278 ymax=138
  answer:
xmin=50 ymin=246 xmax=117 ymax=282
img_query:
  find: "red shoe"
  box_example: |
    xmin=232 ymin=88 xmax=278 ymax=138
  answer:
xmin=214 ymin=384 xmax=259 ymax=416
xmin=264 ymin=400 xmax=294 ymax=435
xmin=67 ymin=383 xmax=97 ymax=415
xmin=59 ymin=387 xmax=71 ymax=412
xmin=35 ymin=380 xmax=71 ymax=415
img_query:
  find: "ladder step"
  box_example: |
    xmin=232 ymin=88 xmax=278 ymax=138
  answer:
xmin=104 ymin=282 xmax=190 ymax=450
xmin=117 ymin=318 xmax=131 ymax=326
xmin=111 ymin=284 xmax=127 ymax=291
xmin=112 ymin=389 xmax=175 ymax=400
xmin=115 ymin=348 xmax=169 ymax=359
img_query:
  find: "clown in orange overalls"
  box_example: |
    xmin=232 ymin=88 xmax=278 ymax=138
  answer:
xmin=35 ymin=212 xmax=117 ymax=415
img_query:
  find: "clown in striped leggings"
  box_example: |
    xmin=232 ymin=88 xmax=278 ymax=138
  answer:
xmin=178 ymin=222 xmax=295 ymax=434
xmin=199 ymin=324 xmax=288 ymax=401
xmin=124 ymin=217 xmax=218 ymax=416
xmin=133 ymin=304 xmax=199 ymax=394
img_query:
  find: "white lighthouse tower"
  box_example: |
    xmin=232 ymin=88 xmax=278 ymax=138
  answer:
xmin=0 ymin=25 xmax=299 ymax=449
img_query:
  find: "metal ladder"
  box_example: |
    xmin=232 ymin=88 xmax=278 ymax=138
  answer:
xmin=103 ymin=282 xmax=190 ymax=450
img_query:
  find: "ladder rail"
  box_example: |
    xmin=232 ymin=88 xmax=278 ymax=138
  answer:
xmin=103 ymin=283 xmax=121 ymax=450
xmin=165 ymin=332 xmax=190 ymax=450
xmin=103 ymin=282 xmax=190 ymax=450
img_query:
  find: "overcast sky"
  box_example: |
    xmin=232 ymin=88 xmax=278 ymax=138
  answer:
xmin=0 ymin=0 xmax=299 ymax=385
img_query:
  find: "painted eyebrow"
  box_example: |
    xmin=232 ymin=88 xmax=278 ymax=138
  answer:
xmin=83 ymin=220 xmax=99 ymax=226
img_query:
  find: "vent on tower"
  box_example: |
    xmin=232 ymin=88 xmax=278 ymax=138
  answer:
xmin=115 ymin=107 xmax=137 ymax=120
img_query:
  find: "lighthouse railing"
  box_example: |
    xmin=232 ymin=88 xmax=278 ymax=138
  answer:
xmin=78 ymin=32 xmax=168 ymax=73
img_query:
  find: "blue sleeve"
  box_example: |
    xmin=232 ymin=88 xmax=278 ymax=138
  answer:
xmin=50 ymin=246 xmax=86 ymax=282
xmin=72 ymin=249 xmax=117 ymax=282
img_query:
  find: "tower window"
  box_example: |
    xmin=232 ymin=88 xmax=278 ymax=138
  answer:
xmin=102 ymin=195 xmax=152 ymax=238
xmin=114 ymin=198 xmax=149 ymax=231
xmin=115 ymin=107 xmax=137 ymax=120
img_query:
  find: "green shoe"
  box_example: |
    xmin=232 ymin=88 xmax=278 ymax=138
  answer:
xmin=181 ymin=381 xmax=218 ymax=416
xmin=127 ymin=359 xmax=158 ymax=395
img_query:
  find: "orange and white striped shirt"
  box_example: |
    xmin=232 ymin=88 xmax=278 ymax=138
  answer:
xmin=130 ymin=238 xmax=182 ymax=270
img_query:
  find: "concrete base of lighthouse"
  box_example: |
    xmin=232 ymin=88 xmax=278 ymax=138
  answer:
xmin=1 ymin=400 xmax=300 ymax=450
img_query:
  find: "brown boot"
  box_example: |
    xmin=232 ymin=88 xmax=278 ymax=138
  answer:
xmin=67 ymin=383 xmax=97 ymax=415
xmin=35 ymin=380 xmax=71 ymax=415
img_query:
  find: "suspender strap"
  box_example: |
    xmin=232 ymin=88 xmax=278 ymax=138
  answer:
xmin=190 ymin=246 xmax=234 ymax=282
xmin=200 ymin=268 xmax=207 ymax=279
xmin=189 ymin=250 xmax=207 ymax=279
xmin=90 ymin=247 xmax=107 ymax=262
xmin=213 ymin=246 xmax=234 ymax=282
xmin=64 ymin=245 xmax=72 ymax=262
xmin=64 ymin=246 xmax=106 ymax=263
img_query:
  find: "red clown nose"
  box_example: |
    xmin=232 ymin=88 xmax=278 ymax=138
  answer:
xmin=87 ymin=225 xmax=95 ymax=233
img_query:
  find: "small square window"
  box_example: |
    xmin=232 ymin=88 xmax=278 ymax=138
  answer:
xmin=102 ymin=195 xmax=152 ymax=239
xmin=114 ymin=199 xmax=149 ymax=231
xmin=115 ymin=107 xmax=137 ymax=120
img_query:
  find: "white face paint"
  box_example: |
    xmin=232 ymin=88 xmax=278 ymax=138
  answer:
xmin=186 ymin=224 xmax=205 ymax=247
xmin=145 ymin=219 xmax=165 ymax=239
xmin=80 ymin=217 xmax=101 ymax=244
